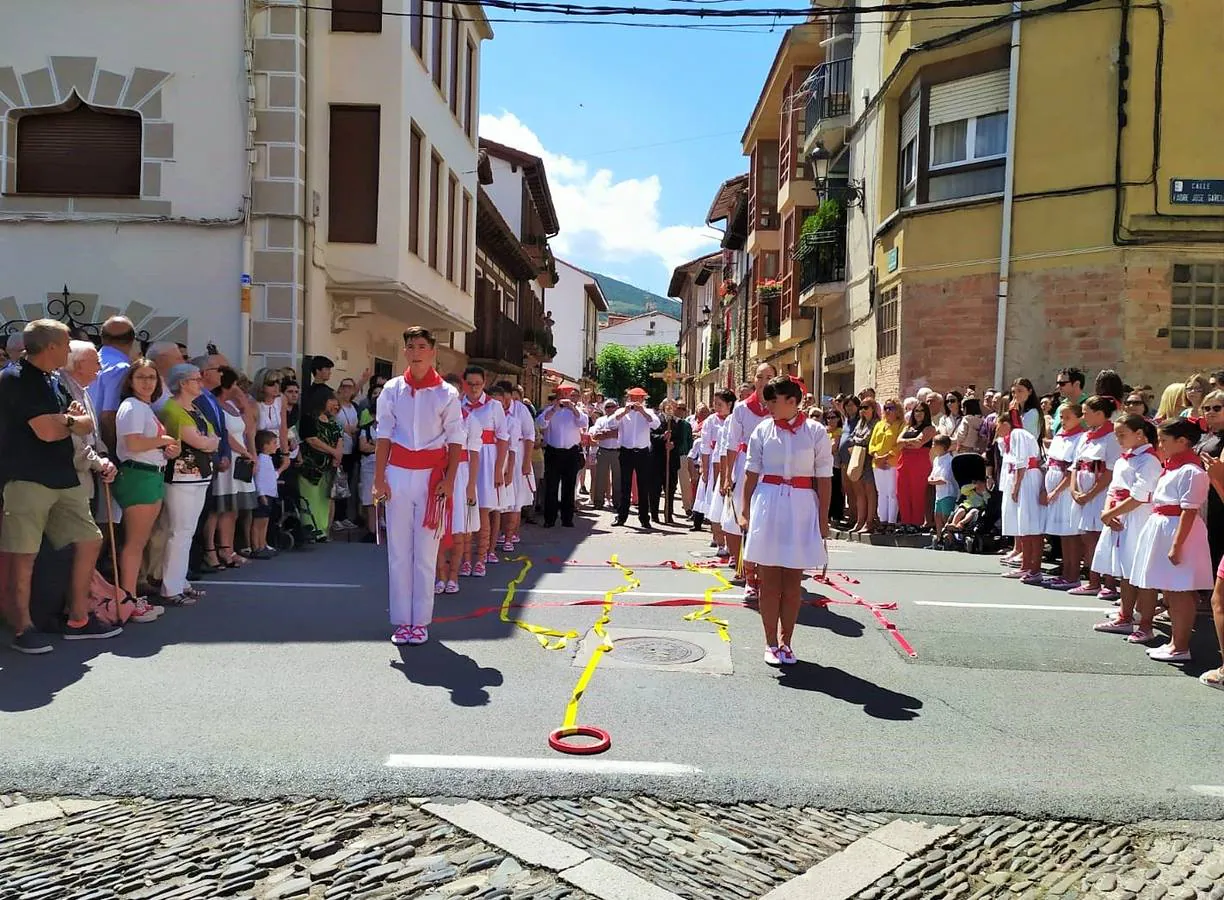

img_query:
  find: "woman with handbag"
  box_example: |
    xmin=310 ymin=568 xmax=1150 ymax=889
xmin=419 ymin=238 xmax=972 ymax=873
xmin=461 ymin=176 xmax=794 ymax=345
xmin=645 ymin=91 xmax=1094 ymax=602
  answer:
xmin=210 ymin=368 xmax=257 ymax=567
xmin=157 ymin=364 xmax=220 ymax=606
xmin=837 ymin=396 xmax=861 ymax=529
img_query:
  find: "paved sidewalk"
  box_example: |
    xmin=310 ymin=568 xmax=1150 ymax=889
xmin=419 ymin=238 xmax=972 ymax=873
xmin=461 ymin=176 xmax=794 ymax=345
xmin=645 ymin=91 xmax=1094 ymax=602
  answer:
xmin=4 ymin=792 xmax=1224 ymax=900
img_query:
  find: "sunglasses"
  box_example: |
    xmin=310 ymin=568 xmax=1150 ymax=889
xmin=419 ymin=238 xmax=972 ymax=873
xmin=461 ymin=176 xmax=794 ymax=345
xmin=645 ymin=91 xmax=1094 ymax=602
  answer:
xmin=1056 ymin=380 xmax=1070 ymax=386
xmin=1203 ymin=404 xmax=1224 ymax=413
xmin=1125 ymin=399 xmax=1145 ymax=405
xmin=884 ymin=404 xmax=897 ymax=411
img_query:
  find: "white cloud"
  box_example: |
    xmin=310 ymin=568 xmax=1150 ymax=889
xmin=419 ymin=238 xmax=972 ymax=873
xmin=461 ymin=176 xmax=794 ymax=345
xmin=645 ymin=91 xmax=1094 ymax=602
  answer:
xmin=479 ymin=111 xmax=721 ymax=277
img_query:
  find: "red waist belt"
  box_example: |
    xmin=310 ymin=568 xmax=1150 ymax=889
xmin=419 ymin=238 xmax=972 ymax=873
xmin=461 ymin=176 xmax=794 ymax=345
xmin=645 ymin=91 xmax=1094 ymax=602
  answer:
xmin=457 ymin=450 xmax=469 ymax=463
xmin=1048 ymin=459 xmax=1071 ymax=470
xmin=387 ymin=445 xmax=453 ymax=547
xmin=1009 ymin=457 xmax=1042 ymax=472
xmin=762 ymin=474 xmax=814 ymax=488
xmin=1075 ymin=460 xmax=1105 ymax=472
xmin=737 ymin=443 xmax=748 ymax=453
xmin=481 ymin=429 xmax=497 ymax=444
xmin=1154 ymin=505 xmax=1183 ymax=516
xmin=1108 ymin=489 xmax=1131 ymax=503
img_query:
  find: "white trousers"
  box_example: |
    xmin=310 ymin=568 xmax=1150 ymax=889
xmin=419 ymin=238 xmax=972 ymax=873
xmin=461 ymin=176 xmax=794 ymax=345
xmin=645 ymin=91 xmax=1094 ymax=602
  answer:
xmin=161 ymin=481 xmax=209 ymax=597
xmin=875 ymin=466 xmax=899 ymax=524
xmin=386 ymin=465 xmax=442 ymax=628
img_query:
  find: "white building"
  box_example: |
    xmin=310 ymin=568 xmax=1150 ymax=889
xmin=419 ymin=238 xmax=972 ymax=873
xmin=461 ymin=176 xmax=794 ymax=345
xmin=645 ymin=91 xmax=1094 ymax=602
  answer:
xmin=597 ymin=312 xmax=680 ymax=353
xmin=549 ymin=258 xmax=606 ymax=383
xmin=0 ymin=0 xmax=492 ymax=378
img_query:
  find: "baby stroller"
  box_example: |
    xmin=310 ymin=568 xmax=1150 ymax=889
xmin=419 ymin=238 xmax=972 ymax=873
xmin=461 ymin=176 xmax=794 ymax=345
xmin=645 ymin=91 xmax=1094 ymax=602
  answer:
xmin=943 ymin=453 xmax=1003 ymax=554
xmin=272 ymin=474 xmax=320 ymax=551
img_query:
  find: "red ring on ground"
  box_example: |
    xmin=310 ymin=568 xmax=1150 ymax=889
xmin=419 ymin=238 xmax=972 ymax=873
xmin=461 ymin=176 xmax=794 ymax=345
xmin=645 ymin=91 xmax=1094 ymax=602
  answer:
xmin=548 ymin=726 xmax=612 ymax=755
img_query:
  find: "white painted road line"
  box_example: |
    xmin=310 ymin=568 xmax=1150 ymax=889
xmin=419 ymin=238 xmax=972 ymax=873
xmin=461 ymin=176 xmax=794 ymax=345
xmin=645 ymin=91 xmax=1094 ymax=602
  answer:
xmin=194 ymin=580 xmax=363 ymax=588
xmin=914 ymin=600 xmax=1108 ymax=613
xmin=385 ymin=754 xmax=702 ymax=777
xmin=1188 ymin=784 xmax=1224 ymax=797
xmin=423 ymin=799 xmax=686 ymax=900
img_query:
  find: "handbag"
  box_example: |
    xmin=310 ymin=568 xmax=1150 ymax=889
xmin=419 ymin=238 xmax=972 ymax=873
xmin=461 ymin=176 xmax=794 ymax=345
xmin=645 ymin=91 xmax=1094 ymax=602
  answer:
xmin=331 ymin=471 xmax=351 ymax=500
xmin=847 ymin=445 xmax=868 ymax=482
xmin=233 ymin=456 xmax=255 ymax=483
xmin=165 ymin=408 xmax=214 ymax=483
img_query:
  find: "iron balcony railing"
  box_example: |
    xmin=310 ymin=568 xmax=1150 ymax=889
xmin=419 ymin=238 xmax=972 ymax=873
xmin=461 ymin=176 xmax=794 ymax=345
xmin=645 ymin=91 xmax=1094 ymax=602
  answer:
xmin=799 ymin=228 xmax=848 ymax=292
xmin=804 ymin=58 xmax=852 ymax=141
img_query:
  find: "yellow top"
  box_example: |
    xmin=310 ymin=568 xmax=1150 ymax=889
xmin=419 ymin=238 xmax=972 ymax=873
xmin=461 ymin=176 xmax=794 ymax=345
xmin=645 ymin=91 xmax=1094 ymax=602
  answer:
xmin=869 ymin=418 xmax=903 ymax=468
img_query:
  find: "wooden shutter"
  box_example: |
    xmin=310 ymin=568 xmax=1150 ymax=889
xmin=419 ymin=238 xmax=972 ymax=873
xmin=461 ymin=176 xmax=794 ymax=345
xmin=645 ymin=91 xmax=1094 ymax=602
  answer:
xmin=332 ymin=0 xmax=382 ymax=33
xmin=429 ymin=153 xmax=441 ymax=269
xmin=328 ymin=106 xmax=380 ymax=244
xmin=447 ymin=173 xmax=458 ymax=282
xmin=929 ymin=70 xmax=1009 ymax=127
xmin=410 ymin=0 xmax=424 ymax=54
xmin=449 ymin=16 xmax=461 ymax=115
xmin=16 ymin=105 xmax=141 ymax=197
xmin=432 ymin=3 xmax=444 ymax=88
xmin=900 ymin=100 xmax=920 ymax=148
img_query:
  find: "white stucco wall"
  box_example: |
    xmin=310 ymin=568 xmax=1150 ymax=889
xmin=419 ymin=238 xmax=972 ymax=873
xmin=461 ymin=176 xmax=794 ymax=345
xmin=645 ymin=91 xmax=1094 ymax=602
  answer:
xmin=0 ymin=0 xmax=247 ymax=353
xmin=484 ymin=156 xmax=524 ymax=240
xmin=597 ymin=313 xmax=680 ymax=354
xmin=549 ymin=258 xmax=594 ymax=380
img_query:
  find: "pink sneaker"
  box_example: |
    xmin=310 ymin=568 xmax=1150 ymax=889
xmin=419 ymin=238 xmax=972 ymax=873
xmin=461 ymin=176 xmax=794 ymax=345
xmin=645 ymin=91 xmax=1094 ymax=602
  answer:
xmin=510 ymin=534 xmax=521 ymax=544
xmin=129 ymin=598 xmax=162 ymax=623
xmin=406 ymin=625 xmax=429 ymax=646
xmin=763 ymin=646 xmax=781 ymax=667
xmin=391 ymin=625 xmax=413 ymax=645
xmin=496 ymin=534 xmax=506 ymax=544
xmin=502 ymin=540 xmax=514 ymax=552
xmin=486 ymin=551 xmax=499 ymax=564
xmin=434 ymin=580 xmax=445 ymax=595
xmin=1093 ymin=617 xmax=1135 ymax=634
xmin=1066 ymin=584 xmax=1096 ymax=595
xmin=1127 ymin=628 xmax=1157 ymax=644
xmin=776 ymin=645 xmax=797 ymax=665
xmin=444 ymin=581 xmax=460 ymax=594
xmin=1097 ymin=588 xmax=1120 ymax=601
xmin=458 ymin=561 xmax=473 ymax=577
xmin=473 ymin=562 xmax=487 ymax=577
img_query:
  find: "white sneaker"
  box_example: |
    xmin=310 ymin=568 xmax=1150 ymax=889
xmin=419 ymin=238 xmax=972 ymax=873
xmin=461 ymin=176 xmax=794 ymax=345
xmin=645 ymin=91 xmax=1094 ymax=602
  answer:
xmin=434 ymin=580 xmax=445 ymax=595
xmin=776 ymin=645 xmax=797 ymax=665
xmin=764 ymin=646 xmax=781 ymax=667
xmin=406 ymin=625 xmax=429 ymax=646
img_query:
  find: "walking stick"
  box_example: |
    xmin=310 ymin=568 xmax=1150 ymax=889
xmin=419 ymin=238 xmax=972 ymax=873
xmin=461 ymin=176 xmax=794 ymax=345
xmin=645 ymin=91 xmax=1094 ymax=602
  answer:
xmin=663 ymin=428 xmax=673 ymax=526
xmin=102 ymin=480 xmax=123 ymax=604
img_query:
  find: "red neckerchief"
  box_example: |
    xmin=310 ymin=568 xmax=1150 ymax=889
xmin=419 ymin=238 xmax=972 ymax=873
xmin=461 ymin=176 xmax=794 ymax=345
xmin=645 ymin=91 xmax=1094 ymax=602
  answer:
xmin=1059 ymin=424 xmax=1085 ymax=437
xmin=1085 ymin=423 xmax=1113 ymax=441
xmin=1163 ymin=449 xmax=1203 ymax=471
xmin=1123 ymin=444 xmax=1159 ymax=461
xmin=745 ymin=392 xmax=768 ymax=418
xmin=774 ymin=412 xmax=807 ymax=434
xmin=405 ymin=367 xmax=443 ymax=393
xmin=465 ymin=392 xmax=488 ymax=411
xmin=1002 ymin=433 xmax=1011 ymax=454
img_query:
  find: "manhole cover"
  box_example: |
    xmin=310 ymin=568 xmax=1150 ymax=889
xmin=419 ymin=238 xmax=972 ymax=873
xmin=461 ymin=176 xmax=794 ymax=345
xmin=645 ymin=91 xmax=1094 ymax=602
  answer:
xmin=612 ymin=636 xmax=707 ymax=665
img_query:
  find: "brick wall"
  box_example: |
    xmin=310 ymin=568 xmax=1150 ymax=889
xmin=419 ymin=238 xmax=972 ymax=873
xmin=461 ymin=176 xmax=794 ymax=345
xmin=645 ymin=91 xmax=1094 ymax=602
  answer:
xmin=896 ymin=272 xmax=998 ymax=395
xmin=1120 ymin=256 xmax=1221 ymax=392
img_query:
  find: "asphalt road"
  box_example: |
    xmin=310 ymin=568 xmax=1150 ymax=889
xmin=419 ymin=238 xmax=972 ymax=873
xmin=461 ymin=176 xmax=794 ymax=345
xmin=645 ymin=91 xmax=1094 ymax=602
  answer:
xmin=2 ymin=508 xmax=1222 ymax=824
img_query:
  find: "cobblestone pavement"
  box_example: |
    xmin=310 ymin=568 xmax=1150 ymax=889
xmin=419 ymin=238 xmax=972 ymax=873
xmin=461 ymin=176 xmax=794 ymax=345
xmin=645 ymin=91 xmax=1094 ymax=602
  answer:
xmin=5 ymin=793 xmax=1224 ymax=900
xmin=495 ymin=796 xmax=892 ymax=899
xmin=0 ymin=795 xmax=592 ymax=900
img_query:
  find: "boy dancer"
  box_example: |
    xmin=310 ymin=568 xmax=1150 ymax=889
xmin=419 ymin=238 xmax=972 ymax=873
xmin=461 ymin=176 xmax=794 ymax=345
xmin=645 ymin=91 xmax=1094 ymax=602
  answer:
xmin=373 ymin=327 xmax=463 ymax=646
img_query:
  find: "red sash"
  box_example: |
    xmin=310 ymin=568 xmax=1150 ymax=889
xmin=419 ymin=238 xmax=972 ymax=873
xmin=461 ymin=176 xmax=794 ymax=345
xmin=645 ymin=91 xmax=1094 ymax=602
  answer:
xmin=762 ymin=474 xmax=813 ymax=488
xmin=481 ymin=429 xmax=497 ymax=444
xmin=1154 ymin=505 xmax=1183 ymax=516
xmin=388 ymin=445 xmax=452 ymax=548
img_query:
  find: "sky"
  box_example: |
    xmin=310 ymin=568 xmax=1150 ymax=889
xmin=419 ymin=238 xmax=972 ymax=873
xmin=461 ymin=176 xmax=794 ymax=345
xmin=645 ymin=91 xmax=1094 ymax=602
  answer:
xmin=477 ymin=4 xmax=792 ymax=297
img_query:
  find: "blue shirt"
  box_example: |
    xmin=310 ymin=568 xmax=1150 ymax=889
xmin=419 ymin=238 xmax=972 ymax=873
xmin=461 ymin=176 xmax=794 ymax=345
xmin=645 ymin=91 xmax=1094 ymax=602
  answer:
xmin=194 ymin=390 xmax=232 ymax=462
xmin=88 ymin=345 xmax=133 ymax=418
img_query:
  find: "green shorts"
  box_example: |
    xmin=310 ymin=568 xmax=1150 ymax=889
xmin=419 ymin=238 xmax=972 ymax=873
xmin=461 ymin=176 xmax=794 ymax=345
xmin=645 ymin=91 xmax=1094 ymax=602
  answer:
xmin=935 ymin=496 xmax=957 ymax=517
xmin=0 ymin=480 xmax=103 ymax=554
xmin=113 ymin=462 xmax=166 ymax=508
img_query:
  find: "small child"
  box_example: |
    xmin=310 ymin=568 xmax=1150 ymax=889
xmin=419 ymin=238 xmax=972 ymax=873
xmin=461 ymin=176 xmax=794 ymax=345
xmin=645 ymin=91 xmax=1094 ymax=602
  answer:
xmin=928 ymin=435 xmax=957 ymax=543
xmin=252 ymin=429 xmax=280 ymax=559
xmin=946 ymin=479 xmax=990 ymax=539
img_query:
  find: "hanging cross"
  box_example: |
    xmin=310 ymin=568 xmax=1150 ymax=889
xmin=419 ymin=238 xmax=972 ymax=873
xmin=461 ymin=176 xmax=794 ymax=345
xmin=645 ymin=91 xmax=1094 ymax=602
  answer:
xmin=650 ymin=356 xmax=680 ymax=401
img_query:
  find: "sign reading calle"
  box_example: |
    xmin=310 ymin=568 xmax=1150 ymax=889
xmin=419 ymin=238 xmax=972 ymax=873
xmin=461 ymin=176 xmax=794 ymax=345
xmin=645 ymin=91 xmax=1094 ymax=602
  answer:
xmin=1170 ymin=179 xmax=1224 ymax=205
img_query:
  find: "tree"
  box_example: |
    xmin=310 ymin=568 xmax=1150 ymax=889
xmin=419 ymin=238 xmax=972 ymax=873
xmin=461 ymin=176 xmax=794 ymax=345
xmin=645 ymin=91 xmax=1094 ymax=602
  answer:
xmin=596 ymin=343 xmax=634 ymax=401
xmin=631 ymin=344 xmax=678 ymax=407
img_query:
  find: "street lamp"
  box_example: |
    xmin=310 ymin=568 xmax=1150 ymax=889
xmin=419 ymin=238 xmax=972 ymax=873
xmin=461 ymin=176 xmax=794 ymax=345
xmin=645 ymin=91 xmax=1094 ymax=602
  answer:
xmin=809 ymin=141 xmax=865 ymax=208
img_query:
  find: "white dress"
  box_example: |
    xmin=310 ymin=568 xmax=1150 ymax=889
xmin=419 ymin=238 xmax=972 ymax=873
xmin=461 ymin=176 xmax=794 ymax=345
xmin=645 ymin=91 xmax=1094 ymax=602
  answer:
xmin=1042 ymin=430 xmax=1084 ymax=536
xmin=497 ymin=410 xmax=521 ymax=513
xmin=450 ymin=409 xmax=483 ymax=534
xmin=707 ymin=418 xmax=729 ymax=527
xmin=744 ymin=416 xmax=835 ymax=570
xmin=721 ymin=400 xmax=770 ymax=537
xmin=463 ymin=395 xmax=508 ymax=509
xmin=1000 ymin=428 xmax=1045 ymax=537
xmin=1090 ymin=445 xmax=1162 ymax=579
xmin=511 ymin=400 xmax=536 ymax=508
xmin=212 ymin=407 xmax=257 ymax=513
xmin=693 ymin=415 xmax=724 ymax=515
xmin=1071 ymin=427 xmax=1122 ymax=533
xmin=1130 ymin=462 xmax=1215 ymax=592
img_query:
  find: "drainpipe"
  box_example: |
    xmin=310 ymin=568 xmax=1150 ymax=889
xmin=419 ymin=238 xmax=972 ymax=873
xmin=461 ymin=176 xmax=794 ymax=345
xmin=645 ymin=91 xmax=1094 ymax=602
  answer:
xmin=993 ymin=1 xmax=1021 ymax=391
xmin=240 ymin=0 xmax=256 ymax=370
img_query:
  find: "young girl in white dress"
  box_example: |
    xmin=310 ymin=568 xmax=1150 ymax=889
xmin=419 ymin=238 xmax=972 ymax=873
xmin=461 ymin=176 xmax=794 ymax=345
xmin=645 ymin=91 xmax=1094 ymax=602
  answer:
xmin=997 ymin=412 xmax=1046 ymax=582
xmin=1042 ymin=402 xmax=1086 ymax=590
xmin=437 ymin=374 xmax=483 ymax=595
xmin=1069 ymin=396 xmax=1123 ymax=597
xmin=1130 ymin=418 xmax=1214 ymax=663
xmin=705 ymin=391 xmax=735 ymax=558
xmin=461 ymin=368 xmax=509 ymax=577
xmin=1092 ymin=415 xmax=1163 ymax=640
xmin=493 ymin=388 xmax=521 ymax=552
xmin=739 ymin=376 xmax=833 ymax=667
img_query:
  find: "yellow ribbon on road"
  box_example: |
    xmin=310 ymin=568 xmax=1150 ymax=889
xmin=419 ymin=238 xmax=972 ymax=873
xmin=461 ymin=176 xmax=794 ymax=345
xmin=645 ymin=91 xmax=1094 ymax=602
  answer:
xmin=501 ymin=556 xmax=580 ymax=650
xmin=682 ymin=562 xmax=733 ymax=642
xmin=560 ymin=555 xmax=640 ymax=730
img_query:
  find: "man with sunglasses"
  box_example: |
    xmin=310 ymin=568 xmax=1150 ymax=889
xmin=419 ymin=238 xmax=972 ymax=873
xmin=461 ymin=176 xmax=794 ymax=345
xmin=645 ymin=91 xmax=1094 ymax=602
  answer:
xmin=1051 ymin=367 xmax=1085 ymax=434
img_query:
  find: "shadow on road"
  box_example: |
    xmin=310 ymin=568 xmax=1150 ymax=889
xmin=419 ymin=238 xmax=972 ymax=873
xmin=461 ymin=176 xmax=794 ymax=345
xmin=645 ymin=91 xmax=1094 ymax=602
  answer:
xmin=391 ymin=642 xmax=504 ymax=707
xmin=776 ymin=661 xmax=923 ymax=720
xmin=798 ymin=598 xmax=867 ymax=638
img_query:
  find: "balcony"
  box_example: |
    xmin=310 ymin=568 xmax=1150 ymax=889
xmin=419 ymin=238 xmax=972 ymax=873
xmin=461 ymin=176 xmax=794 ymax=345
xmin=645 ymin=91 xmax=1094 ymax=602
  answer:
xmin=799 ymin=229 xmax=847 ymax=293
xmin=802 ymin=58 xmax=852 ymax=157
xmin=467 ymin=286 xmax=525 ymax=370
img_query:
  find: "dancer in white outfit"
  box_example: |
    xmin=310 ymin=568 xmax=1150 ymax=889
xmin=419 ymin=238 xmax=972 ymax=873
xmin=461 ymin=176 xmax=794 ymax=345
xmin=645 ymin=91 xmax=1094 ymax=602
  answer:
xmin=997 ymin=413 xmax=1045 ymax=583
xmin=1069 ymin=396 xmax=1123 ymax=597
xmin=460 ymin=367 xmax=508 ymax=577
xmin=1041 ymin=402 xmax=1086 ymax=590
xmin=507 ymin=386 xmax=536 ymax=546
xmin=374 ymin=327 xmax=464 ymax=646
xmin=1092 ymin=415 xmax=1162 ymax=640
xmin=739 ymin=375 xmax=833 ymax=667
xmin=435 ymin=374 xmax=482 ymax=595
xmin=721 ymin=363 xmax=775 ymax=589
xmin=1130 ymin=419 xmax=1215 ymax=663
xmin=701 ymin=391 xmax=734 ymax=555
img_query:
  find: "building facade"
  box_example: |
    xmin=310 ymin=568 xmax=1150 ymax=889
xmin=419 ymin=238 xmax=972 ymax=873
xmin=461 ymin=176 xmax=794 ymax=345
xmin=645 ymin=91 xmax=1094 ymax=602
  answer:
xmin=550 ymin=258 xmax=607 ymax=384
xmin=0 ymin=0 xmax=248 ymax=352
xmin=596 ymin=312 xmax=680 ymax=353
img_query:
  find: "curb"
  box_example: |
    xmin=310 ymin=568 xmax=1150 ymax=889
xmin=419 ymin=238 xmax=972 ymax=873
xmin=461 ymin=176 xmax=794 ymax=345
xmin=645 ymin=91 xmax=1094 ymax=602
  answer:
xmin=831 ymin=528 xmax=933 ymax=549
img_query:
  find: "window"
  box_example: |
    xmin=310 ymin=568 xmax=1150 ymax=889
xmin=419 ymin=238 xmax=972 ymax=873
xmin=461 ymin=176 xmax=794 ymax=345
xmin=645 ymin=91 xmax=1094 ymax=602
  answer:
xmin=461 ymin=190 xmax=472 ymax=291
xmin=464 ymin=40 xmax=476 ymax=139
xmin=898 ymin=99 xmax=919 ymax=208
xmin=328 ymin=106 xmax=380 ymax=243
xmin=332 ymin=0 xmax=381 ymax=33
xmin=408 ymin=125 xmax=422 ymax=255
xmin=504 ymin=283 xmax=517 ymax=323
xmin=429 ymin=152 xmax=441 ymax=269
xmin=449 ymin=15 xmax=461 ymax=116
xmin=447 ymin=172 xmax=458 ymax=282
xmin=1171 ymin=264 xmax=1224 ymax=350
xmin=431 ymin=3 xmax=445 ymax=90
xmin=877 ymin=287 xmax=899 ymax=358
xmin=15 ymin=103 xmax=142 ymax=197
xmin=410 ymin=0 xmax=423 ymax=56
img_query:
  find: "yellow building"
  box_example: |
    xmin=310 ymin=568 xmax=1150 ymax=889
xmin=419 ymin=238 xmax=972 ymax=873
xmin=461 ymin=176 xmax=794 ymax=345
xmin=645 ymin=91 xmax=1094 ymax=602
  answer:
xmin=805 ymin=0 xmax=1224 ymax=398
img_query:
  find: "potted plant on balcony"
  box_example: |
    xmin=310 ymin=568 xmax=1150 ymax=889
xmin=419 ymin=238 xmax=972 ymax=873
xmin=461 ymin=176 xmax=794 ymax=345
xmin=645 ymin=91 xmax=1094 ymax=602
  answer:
xmin=718 ymin=278 xmax=738 ymax=302
xmin=796 ymin=197 xmax=843 ymax=265
xmin=757 ymin=278 xmax=782 ymax=300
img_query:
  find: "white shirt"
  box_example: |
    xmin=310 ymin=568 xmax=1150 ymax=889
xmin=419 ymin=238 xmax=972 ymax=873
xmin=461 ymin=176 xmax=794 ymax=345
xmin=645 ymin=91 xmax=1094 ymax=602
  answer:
xmin=727 ymin=398 xmax=770 ymax=456
xmin=703 ymin=414 xmax=727 ymax=459
xmin=375 ymin=376 xmax=464 ymax=450
xmin=1112 ymin=444 xmax=1163 ymax=503
xmin=337 ymin=402 xmax=359 ymax=454
xmin=463 ymin=393 xmax=509 ymax=445
xmin=1151 ymin=462 xmax=1210 ymax=511
xmin=460 ymin=406 xmax=484 ymax=455
xmin=255 ymin=452 xmax=279 ymax=497
xmin=537 ymin=404 xmax=586 ymax=448
xmin=745 ymin=416 xmax=835 ymax=480
xmin=501 ymin=405 xmax=522 ymax=476
xmin=591 ymin=413 xmax=621 ymax=449
xmin=614 ymin=404 xmax=660 ymax=450
xmin=929 ymin=453 xmax=957 ymax=500
xmin=511 ymin=399 xmax=535 ymax=450
xmin=115 ymin=397 xmax=166 ymax=466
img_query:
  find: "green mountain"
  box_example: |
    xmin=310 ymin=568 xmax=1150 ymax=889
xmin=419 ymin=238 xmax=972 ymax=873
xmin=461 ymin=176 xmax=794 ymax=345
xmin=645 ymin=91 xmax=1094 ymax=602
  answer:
xmin=587 ymin=271 xmax=680 ymax=321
